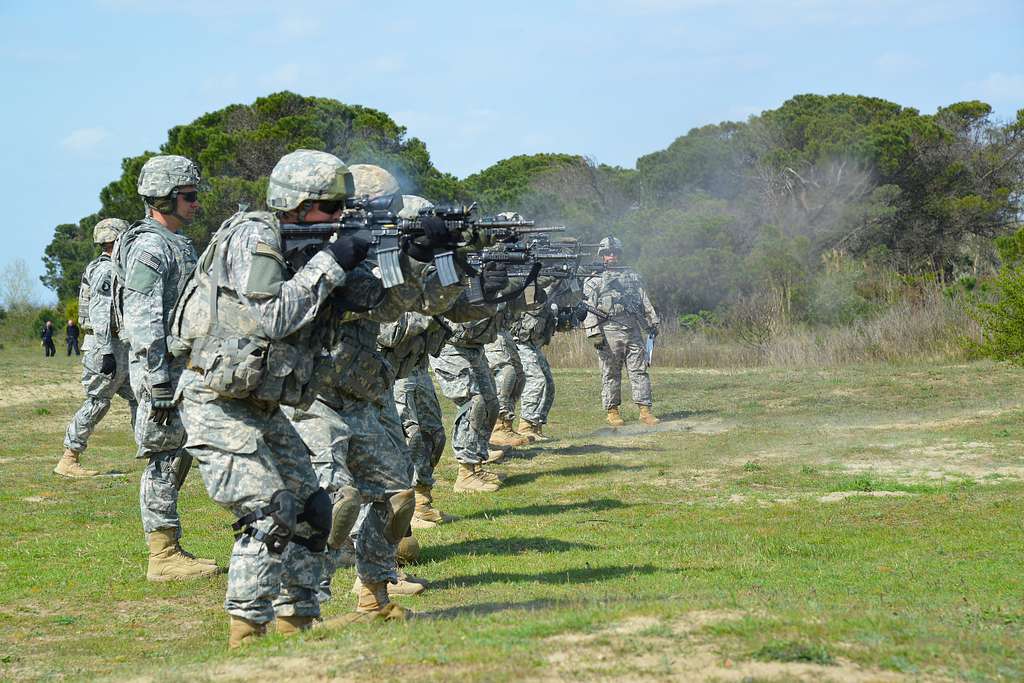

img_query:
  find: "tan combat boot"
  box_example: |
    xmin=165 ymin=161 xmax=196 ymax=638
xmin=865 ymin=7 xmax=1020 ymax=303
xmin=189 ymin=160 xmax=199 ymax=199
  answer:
xmin=411 ymin=484 xmax=444 ymax=528
xmin=517 ymin=419 xmax=550 ymax=442
xmin=475 ymin=463 xmax=505 ymax=484
xmin=53 ymin=448 xmax=99 ymax=478
xmin=352 ymin=572 xmax=426 ymax=597
xmin=489 ymin=417 xmax=529 ymax=448
xmin=606 ymin=407 xmax=625 ymax=427
xmin=146 ymin=529 xmax=220 ymax=581
xmin=276 ymin=615 xmax=316 ymax=636
xmin=356 ymin=580 xmax=410 ymax=618
xmin=485 ymin=448 xmax=506 ymax=464
xmin=228 ymin=616 xmax=267 ymax=649
xmin=453 ymin=463 xmax=500 ymax=493
xmin=638 ymin=405 xmax=660 ymax=426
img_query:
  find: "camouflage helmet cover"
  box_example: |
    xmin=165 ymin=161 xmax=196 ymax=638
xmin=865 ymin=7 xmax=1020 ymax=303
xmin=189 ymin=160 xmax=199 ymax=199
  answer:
xmin=349 ymin=164 xmax=401 ymax=199
xmin=397 ymin=194 xmax=434 ymax=220
xmin=137 ymin=155 xmax=202 ymax=197
xmin=93 ymin=218 xmax=130 ymax=244
xmin=267 ymin=149 xmax=355 ymax=212
xmin=496 ymin=211 xmax=524 ymax=222
xmin=597 ymin=236 xmax=623 ymax=255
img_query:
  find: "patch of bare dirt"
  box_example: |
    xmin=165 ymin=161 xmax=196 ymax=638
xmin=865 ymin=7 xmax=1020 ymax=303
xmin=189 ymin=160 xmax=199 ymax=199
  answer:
xmin=841 ymin=439 xmax=1024 ymax=483
xmin=0 ymin=382 xmax=81 ymax=408
xmin=818 ymin=491 xmax=914 ymax=503
xmin=543 ymin=612 xmax=907 ymax=682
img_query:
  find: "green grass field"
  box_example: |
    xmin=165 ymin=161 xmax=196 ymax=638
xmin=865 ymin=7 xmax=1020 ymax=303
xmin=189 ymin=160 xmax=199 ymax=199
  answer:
xmin=1 ymin=345 xmax=1022 ymax=681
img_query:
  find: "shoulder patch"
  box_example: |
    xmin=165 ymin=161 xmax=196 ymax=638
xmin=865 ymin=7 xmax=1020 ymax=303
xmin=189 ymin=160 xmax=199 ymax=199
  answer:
xmin=126 ymin=260 xmax=162 ymax=294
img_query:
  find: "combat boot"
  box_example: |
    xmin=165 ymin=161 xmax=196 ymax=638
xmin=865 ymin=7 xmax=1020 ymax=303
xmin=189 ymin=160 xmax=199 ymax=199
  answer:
xmin=606 ymin=407 xmax=625 ymax=427
xmin=53 ymin=448 xmax=99 ymax=478
xmin=638 ymin=405 xmax=660 ymax=426
xmin=411 ymin=484 xmax=445 ymax=528
xmin=489 ymin=417 xmax=529 ymax=448
xmin=228 ymin=616 xmax=266 ymax=649
xmin=453 ymin=463 xmax=500 ymax=493
xmin=146 ymin=529 xmax=220 ymax=582
xmin=276 ymin=615 xmax=316 ymax=636
xmin=396 ymin=535 xmax=421 ymax=565
xmin=517 ymin=419 xmax=550 ymax=442
xmin=352 ymin=573 xmax=426 ymax=597
xmin=475 ymin=463 xmax=505 ymax=483
xmin=485 ymin=448 xmax=506 ymax=464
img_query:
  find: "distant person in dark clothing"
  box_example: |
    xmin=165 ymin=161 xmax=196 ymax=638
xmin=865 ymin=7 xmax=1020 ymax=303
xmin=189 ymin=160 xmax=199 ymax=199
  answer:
xmin=41 ymin=320 xmax=56 ymax=357
xmin=66 ymin=319 xmax=80 ymax=356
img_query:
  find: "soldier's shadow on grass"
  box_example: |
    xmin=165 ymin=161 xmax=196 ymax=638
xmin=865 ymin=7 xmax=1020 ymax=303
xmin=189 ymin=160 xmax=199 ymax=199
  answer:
xmin=430 ymin=563 xmax=660 ymax=591
xmin=542 ymin=443 xmax=664 ymax=457
xmin=587 ymin=409 xmax=721 ymax=438
xmin=502 ymin=463 xmax=643 ymax=488
xmin=423 ymin=536 xmax=597 ymax=562
xmin=458 ymin=497 xmax=631 ymax=521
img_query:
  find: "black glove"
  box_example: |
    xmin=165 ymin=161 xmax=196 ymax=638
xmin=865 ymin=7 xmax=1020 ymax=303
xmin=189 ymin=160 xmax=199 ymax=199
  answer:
xmin=327 ymin=235 xmax=371 ymax=270
xmin=149 ymin=382 xmax=176 ymax=426
xmin=650 ymin=325 xmax=659 ymax=339
xmin=419 ymin=216 xmax=454 ymax=248
xmin=481 ymin=262 xmax=509 ymax=296
xmin=100 ymin=354 xmax=116 ymax=375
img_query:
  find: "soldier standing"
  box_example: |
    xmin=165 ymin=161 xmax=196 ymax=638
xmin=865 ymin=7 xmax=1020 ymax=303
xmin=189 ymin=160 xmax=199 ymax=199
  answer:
xmin=55 ymin=218 xmax=138 ymax=478
xmin=173 ymin=149 xmax=370 ymax=646
xmin=582 ymin=236 xmax=661 ymax=427
xmin=113 ymin=155 xmax=218 ymax=581
xmin=484 ymin=317 xmax=530 ymax=449
xmin=65 ymin=319 xmax=81 ymax=356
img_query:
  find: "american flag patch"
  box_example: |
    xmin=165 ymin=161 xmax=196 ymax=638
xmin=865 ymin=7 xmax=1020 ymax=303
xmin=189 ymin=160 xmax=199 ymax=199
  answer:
xmin=137 ymin=250 xmax=162 ymax=273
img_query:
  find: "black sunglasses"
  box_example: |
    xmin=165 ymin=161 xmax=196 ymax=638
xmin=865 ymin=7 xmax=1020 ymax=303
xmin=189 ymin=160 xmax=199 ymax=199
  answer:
xmin=316 ymin=200 xmax=344 ymax=214
xmin=176 ymin=190 xmax=199 ymax=203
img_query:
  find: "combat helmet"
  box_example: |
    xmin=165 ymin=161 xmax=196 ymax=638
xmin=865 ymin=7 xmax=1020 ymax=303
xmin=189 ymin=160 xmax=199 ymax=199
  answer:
xmin=597 ymin=236 xmax=623 ymax=256
xmin=349 ymin=164 xmax=400 ymax=199
xmin=398 ymin=194 xmax=433 ymax=220
xmin=93 ymin=218 xmax=130 ymax=244
xmin=267 ymin=149 xmax=355 ymax=213
xmin=138 ymin=155 xmax=202 ymax=199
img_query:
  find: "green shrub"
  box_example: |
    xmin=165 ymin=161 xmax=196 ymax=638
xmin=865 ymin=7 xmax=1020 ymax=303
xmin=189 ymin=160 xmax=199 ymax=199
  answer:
xmin=973 ymin=265 xmax=1024 ymax=364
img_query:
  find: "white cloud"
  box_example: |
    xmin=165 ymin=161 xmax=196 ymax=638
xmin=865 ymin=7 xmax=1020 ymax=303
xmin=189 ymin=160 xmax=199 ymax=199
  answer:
xmin=970 ymin=72 xmax=1024 ymax=104
xmin=60 ymin=127 xmax=110 ymax=153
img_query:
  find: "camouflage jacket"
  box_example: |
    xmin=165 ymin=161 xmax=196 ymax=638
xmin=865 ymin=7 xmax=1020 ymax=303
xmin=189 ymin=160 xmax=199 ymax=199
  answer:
xmin=78 ymin=254 xmax=117 ymax=354
xmin=114 ymin=218 xmax=197 ymax=387
xmin=582 ymin=267 xmax=659 ymax=335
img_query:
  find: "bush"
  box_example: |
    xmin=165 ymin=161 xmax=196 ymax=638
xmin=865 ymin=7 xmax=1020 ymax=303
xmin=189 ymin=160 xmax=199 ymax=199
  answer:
xmin=973 ymin=265 xmax=1024 ymax=364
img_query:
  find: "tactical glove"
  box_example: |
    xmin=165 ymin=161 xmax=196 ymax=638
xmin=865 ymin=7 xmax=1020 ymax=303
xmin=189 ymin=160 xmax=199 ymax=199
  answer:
xmin=481 ymin=262 xmax=509 ymax=296
xmin=403 ymin=216 xmax=456 ymax=263
xmin=149 ymin=382 xmax=176 ymax=426
xmin=327 ymin=235 xmax=371 ymax=271
xmin=100 ymin=354 xmax=116 ymax=375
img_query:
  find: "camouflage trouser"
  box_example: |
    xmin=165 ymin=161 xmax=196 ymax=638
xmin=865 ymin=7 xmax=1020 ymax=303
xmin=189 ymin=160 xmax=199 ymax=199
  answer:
xmin=129 ymin=356 xmax=188 ymax=535
xmin=64 ymin=339 xmax=137 ymax=452
xmin=516 ymin=341 xmax=555 ymax=424
xmin=284 ymin=390 xmax=413 ymax=586
xmin=596 ymin=324 xmax=652 ymax=409
xmin=393 ymin=364 xmax=446 ymax=488
xmin=179 ymin=369 xmax=323 ymax=623
xmin=484 ymin=331 xmax=525 ymax=420
xmin=430 ymin=344 xmax=497 ymax=465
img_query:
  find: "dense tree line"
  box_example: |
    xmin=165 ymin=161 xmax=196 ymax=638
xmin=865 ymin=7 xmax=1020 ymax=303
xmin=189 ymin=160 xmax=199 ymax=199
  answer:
xmin=43 ymin=92 xmax=1023 ymax=319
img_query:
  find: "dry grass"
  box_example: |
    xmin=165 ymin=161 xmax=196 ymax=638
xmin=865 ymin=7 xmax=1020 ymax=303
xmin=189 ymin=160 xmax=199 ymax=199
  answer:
xmin=548 ymin=289 xmax=978 ymax=369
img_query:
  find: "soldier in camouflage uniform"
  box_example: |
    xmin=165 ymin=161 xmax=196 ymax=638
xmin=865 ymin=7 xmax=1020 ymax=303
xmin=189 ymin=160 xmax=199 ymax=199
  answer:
xmin=582 ymin=236 xmax=660 ymax=427
xmin=112 ymin=155 xmax=219 ymax=581
xmin=483 ymin=322 xmax=530 ymax=449
xmin=510 ymin=277 xmax=581 ymax=441
xmin=55 ymin=219 xmax=139 ymax=478
xmin=282 ymin=172 xmax=478 ymax=613
xmin=172 ymin=149 xmax=371 ymax=647
xmin=432 ymin=283 xmax=528 ymax=492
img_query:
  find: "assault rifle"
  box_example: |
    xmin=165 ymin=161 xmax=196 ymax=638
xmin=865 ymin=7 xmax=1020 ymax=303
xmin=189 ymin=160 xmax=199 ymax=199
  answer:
xmin=462 ymin=230 xmax=573 ymax=304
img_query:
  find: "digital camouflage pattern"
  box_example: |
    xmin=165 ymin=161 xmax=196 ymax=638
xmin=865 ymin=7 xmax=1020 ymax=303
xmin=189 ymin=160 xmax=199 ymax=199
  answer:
xmin=515 ymin=341 xmax=554 ymax=424
xmin=137 ymin=155 xmax=201 ymax=197
xmin=430 ymin=343 xmax=497 ymax=465
xmin=115 ymin=217 xmax=198 ymax=534
xmin=93 ymin=217 xmax=130 ymax=245
xmin=177 ymin=209 xmax=348 ymax=623
xmin=484 ymin=330 xmax=525 ymax=420
xmin=582 ymin=267 xmax=660 ymax=409
xmin=393 ymin=366 xmax=446 ymax=487
xmin=349 ymin=164 xmax=400 ymax=199
xmin=64 ymin=254 xmax=137 ymax=453
xmin=266 ymin=149 xmax=353 ymax=212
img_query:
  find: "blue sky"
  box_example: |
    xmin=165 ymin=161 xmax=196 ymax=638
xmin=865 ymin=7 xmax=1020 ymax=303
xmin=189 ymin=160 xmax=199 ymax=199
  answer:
xmin=1 ymin=0 xmax=1021 ymax=303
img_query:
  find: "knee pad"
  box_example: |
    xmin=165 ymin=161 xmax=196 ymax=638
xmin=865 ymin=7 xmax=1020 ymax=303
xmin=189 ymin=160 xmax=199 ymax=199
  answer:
xmin=293 ymin=488 xmax=333 ymax=553
xmin=382 ymin=488 xmax=416 ymax=544
xmin=396 ymin=535 xmax=421 ymax=566
xmin=326 ymin=485 xmax=361 ymax=550
xmin=231 ymin=489 xmax=297 ymax=555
